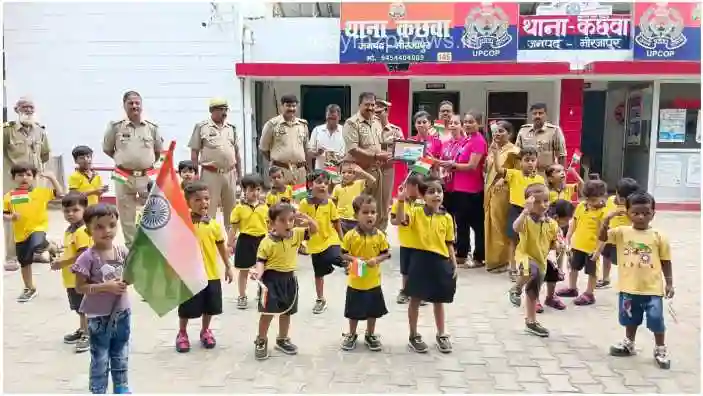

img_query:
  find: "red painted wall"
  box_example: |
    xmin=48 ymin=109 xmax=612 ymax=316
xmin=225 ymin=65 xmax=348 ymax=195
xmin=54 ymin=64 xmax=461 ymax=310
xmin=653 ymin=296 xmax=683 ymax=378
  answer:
xmin=387 ymin=79 xmax=411 ymax=198
xmin=559 ymin=79 xmax=584 ymax=187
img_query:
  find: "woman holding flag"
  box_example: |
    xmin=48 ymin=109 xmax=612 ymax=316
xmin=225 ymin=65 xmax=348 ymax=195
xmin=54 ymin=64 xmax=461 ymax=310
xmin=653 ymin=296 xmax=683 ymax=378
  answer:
xmin=433 ymin=101 xmax=455 ymax=143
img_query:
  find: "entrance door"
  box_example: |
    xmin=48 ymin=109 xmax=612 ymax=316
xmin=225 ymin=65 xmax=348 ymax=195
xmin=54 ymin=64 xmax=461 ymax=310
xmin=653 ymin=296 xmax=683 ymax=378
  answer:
xmin=301 ymin=85 xmax=352 ymax=131
xmin=412 ymin=91 xmax=460 ymax=136
xmin=581 ymin=91 xmax=607 ymax=176
xmin=621 ymin=86 xmax=653 ymax=186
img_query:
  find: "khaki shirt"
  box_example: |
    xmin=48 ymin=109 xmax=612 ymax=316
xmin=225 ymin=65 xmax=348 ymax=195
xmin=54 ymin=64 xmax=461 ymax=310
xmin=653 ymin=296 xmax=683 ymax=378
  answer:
xmin=103 ymin=119 xmax=163 ymax=170
xmin=259 ymin=115 xmax=308 ymax=164
xmin=343 ymin=112 xmax=384 ymax=154
xmin=188 ymin=119 xmax=238 ymax=170
xmin=516 ymin=122 xmax=566 ymax=170
xmin=3 ymin=121 xmax=50 ymax=168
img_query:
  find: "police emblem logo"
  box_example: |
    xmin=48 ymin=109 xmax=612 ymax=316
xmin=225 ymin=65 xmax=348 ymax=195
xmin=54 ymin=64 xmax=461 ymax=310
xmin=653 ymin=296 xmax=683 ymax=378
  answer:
xmin=388 ymin=3 xmax=406 ymax=20
xmin=635 ymin=3 xmax=687 ymax=50
xmin=461 ymin=3 xmax=513 ymax=50
xmin=140 ymin=195 xmax=171 ymax=230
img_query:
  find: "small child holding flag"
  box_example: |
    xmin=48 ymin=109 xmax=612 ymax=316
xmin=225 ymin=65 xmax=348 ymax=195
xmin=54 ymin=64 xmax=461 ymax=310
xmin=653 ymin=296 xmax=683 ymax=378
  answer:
xmin=332 ymin=160 xmax=377 ymax=235
xmin=68 ymin=145 xmax=108 ymax=206
xmin=340 ymin=194 xmax=391 ymax=351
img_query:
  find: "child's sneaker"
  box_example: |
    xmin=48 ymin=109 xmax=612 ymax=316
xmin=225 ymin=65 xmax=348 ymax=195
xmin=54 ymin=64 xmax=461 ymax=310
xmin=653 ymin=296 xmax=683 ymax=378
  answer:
xmin=525 ymin=321 xmax=549 ymax=337
xmin=17 ymin=288 xmax=37 ymax=303
xmin=275 ymin=337 xmax=298 ymax=355
xmin=175 ymin=331 xmax=191 ymax=353
xmin=609 ymin=338 xmax=636 ymax=357
xmin=654 ymin=345 xmax=671 ymax=369
xmin=63 ymin=329 xmax=82 ymax=344
xmin=396 ymin=290 xmax=409 ymax=304
xmin=254 ymin=338 xmax=269 ymax=360
xmin=200 ymin=329 xmax=216 ymax=349
xmin=408 ymin=334 xmax=429 ymax=353
xmin=544 ymin=296 xmax=567 ymax=310
xmin=508 ymin=286 xmax=522 ymax=307
xmin=341 ymin=333 xmax=358 ymax=351
xmin=312 ymin=298 xmax=327 ymax=314
xmin=436 ymin=334 xmax=452 ymax=353
xmin=556 ymin=287 xmax=579 ymax=298
xmin=75 ymin=334 xmax=90 ymax=353
xmin=364 ymin=333 xmax=382 ymax=351
xmin=113 ymin=386 xmax=131 ymax=394
xmin=595 ymin=279 xmax=611 ymax=289
xmin=573 ymin=292 xmax=596 ymax=305
xmin=237 ymin=296 xmax=248 ymax=310
xmin=536 ymin=301 xmax=544 ymax=313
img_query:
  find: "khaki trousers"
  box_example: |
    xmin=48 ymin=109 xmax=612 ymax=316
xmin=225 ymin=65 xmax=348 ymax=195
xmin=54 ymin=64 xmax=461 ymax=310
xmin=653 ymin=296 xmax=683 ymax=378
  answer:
xmin=201 ymin=169 xmax=238 ymax=228
xmin=116 ymin=175 xmax=149 ymax=248
xmin=281 ymin=166 xmax=307 ymax=186
xmin=365 ymin=166 xmax=394 ymax=231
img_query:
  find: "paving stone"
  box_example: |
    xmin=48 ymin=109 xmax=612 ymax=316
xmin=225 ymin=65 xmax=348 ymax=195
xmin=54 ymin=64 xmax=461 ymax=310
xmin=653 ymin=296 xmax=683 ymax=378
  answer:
xmin=483 ymin=357 xmax=516 ymax=374
xmin=584 ymin=361 xmax=619 ymax=377
xmin=542 ymin=374 xmax=578 ymax=392
xmin=598 ymin=377 xmax=635 ymax=393
xmin=565 ymin=368 xmax=599 ymax=384
xmin=614 ymin=368 xmax=654 ymax=387
xmin=490 ymin=373 xmax=525 ymax=391
xmin=537 ymin=360 xmax=568 ymax=375
xmin=514 ymin=366 xmax=543 ymax=383
xmin=507 ymin=353 xmax=540 ymax=367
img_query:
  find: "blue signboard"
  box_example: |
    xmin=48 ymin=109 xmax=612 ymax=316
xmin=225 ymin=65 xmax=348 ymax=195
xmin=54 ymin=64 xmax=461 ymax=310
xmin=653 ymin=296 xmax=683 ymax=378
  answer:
xmin=518 ymin=15 xmax=632 ymax=50
xmin=633 ymin=2 xmax=701 ymax=61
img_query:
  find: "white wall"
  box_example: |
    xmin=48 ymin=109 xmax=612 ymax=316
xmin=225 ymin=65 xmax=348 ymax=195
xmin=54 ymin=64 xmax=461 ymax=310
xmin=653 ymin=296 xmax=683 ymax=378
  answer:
xmin=4 ymin=2 xmax=244 ymax=182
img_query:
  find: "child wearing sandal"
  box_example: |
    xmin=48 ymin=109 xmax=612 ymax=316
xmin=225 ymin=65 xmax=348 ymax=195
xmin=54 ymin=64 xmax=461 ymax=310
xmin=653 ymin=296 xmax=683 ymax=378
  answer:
xmin=394 ymin=177 xmax=457 ymax=354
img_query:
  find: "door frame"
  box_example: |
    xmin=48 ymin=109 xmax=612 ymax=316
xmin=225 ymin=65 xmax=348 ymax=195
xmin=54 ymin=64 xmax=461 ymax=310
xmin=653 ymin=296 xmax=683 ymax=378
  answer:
xmin=411 ymin=91 xmax=461 ymax=135
xmin=300 ymin=84 xmax=352 ymax=125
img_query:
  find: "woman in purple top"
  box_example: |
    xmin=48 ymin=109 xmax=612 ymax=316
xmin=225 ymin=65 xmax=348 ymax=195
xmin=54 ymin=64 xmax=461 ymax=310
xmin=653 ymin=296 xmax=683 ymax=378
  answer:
xmin=71 ymin=204 xmax=131 ymax=394
xmin=438 ymin=111 xmax=488 ymax=268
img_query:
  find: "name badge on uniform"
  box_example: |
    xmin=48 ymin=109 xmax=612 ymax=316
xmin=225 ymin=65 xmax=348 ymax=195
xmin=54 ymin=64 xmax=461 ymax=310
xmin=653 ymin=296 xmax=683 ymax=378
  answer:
xmin=209 ymin=132 xmax=217 ymax=137
xmin=275 ymin=124 xmax=287 ymax=136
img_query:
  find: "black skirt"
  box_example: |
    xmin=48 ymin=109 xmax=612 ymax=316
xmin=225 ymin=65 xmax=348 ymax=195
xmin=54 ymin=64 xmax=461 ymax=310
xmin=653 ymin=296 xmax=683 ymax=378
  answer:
xmin=344 ymin=286 xmax=388 ymax=320
xmin=258 ymin=270 xmax=298 ymax=316
xmin=234 ymin=233 xmax=265 ymax=269
xmin=505 ymin=204 xmax=523 ymax=240
xmin=405 ymin=249 xmax=456 ymax=304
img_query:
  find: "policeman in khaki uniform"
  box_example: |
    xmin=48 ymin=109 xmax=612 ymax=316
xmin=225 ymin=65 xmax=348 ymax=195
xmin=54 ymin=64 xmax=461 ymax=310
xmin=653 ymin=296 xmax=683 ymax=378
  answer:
xmin=375 ymin=99 xmax=403 ymax=230
xmin=103 ymin=91 xmax=163 ymax=247
xmin=3 ymin=98 xmax=51 ymax=267
xmin=516 ymin=103 xmax=567 ymax=175
xmin=189 ymin=98 xmax=241 ymax=228
xmin=343 ymin=92 xmax=393 ymax=230
xmin=259 ymin=94 xmax=309 ymax=185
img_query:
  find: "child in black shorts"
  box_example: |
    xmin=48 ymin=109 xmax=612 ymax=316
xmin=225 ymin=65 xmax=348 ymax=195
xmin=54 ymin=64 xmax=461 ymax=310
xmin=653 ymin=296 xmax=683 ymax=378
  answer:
xmin=251 ymin=203 xmax=318 ymax=360
xmin=176 ymin=182 xmax=233 ymax=353
xmin=228 ymin=174 xmax=268 ymax=310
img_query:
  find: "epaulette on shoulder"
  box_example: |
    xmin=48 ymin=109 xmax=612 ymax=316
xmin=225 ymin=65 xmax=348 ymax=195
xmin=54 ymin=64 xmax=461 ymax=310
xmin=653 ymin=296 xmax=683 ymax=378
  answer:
xmin=298 ymin=118 xmax=308 ymax=125
xmin=226 ymin=122 xmax=236 ymax=129
xmin=110 ymin=120 xmax=123 ymax=126
xmin=144 ymin=120 xmax=158 ymax=127
xmin=520 ymin=123 xmax=533 ymax=129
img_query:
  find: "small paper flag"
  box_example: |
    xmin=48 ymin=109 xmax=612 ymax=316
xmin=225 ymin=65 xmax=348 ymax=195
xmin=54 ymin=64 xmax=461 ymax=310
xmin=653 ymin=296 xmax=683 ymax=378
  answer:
xmin=433 ymin=121 xmax=445 ymax=135
xmin=292 ymin=183 xmax=307 ymax=200
xmin=349 ymin=258 xmax=367 ymax=278
xmin=323 ymin=166 xmax=341 ymax=183
xmin=111 ymin=168 xmax=130 ymax=184
xmin=667 ymin=300 xmax=678 ymax=323
xmin=10 ymin=190 xmax=30 ymax=204
xmin=411 ymin=157 xmax=434 ymax=176
xmin=569 ymin=150 xmax=582 ymax=168
xmin=489 ymin=120 xmax=499 ymax=133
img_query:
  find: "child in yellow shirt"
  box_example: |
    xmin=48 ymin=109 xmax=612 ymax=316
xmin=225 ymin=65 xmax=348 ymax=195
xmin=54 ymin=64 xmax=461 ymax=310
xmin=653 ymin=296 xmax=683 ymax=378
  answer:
xmin=545 ymin=163 xmax=583 ymax=204
xmin=331 ymin=160 xmax=376 ymax=235
xmin=490 ymin=145 xmax=545 ymax=282
xmin=596 ymin=177 xmax=640 ymax=289
xmin=390 ymin=173 xmax=424 ymax=304
xmin=68 ymin=146 xmax=108 ymax=206
xmin=508 ymin=184 xmax=563 ymax=337
xmin=340 ymin=194 xmax=391 ymax=351
xmin=557 ymin=178 xmax=608 ymax=305
xmin=298 ymin=170 xmax=346 ymax=314
xmin=593 ymin=191 xmax=673 ymax=369
xmin=228 ymin=174 xmax=268 ymax=310
xmin=3 ymin=163 xmax=64 ymax=302
xmin=265 ymin=166 xmax=292 ymax=206
xmin=50 ymin=192 xmax=92 ymax=353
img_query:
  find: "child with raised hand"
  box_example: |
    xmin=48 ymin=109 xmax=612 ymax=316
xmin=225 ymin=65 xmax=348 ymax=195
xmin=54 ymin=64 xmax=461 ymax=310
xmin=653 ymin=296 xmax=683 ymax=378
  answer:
xmin=3 ymin=162 xmax=64 ymax=302
xmin=557 ymin=177 xmax=608 ymax=305
xmin=508 ymin=184 xmax=563 ymax=337
xmin=298 ymin=170 xmax=346 ymax=314
xmin=176 ymin=182 xmax=233 ymax=353
xmin=394 ymin=177 xmax=457 ymax=354
xmin=250 ymin=203 xmax=317 ymax=360
xmin=340 ymin=194 xmax=391 ymax=351
xmin=331 ymin=160 xmax=377 ymax=235
xmin=490 ymin=145 xmax=545 ymax=282
xmin=68 ymin=145 xmax=108 ymax=206
xmin=390 ymin=173 xmax=425 ymax=304
xmin=592 ymin=192 xmax=674 ymax=369
xmin=71 ymin=204 xmax=131 ymax=394
xmin=597 ymin=177 xmax=641 ymax=289
xmin=228 ymin=174 xmax=269 ymax=310
xmin=545 ymin=163 xmax=584 ymax=203
xmin=265 ymin=166 xmax=292 ymax=206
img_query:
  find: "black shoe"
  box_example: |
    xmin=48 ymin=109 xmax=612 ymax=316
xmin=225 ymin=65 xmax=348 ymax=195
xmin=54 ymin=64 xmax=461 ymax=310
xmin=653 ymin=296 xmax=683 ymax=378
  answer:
xmin=436 ymin=334 xmax=452 ymax=353
xmin=525 ymin=321 xmax=549 ymax=337
xmin=275 ymin=337 xmax=298 ymax=355
xmin=63 ymin=329 xmax=82 ymax=344
xmin=408 ymin=334 xmax=429 ymax=353
xmin=341 ymin=333 xmax=358 ymax=351
xmin=254 ymin=338 xmax=269 ymax=360
xmin=609 ymin=338 xmax=636 ymax=357
xmin=364 ymin=333 xmax=382 ymax=352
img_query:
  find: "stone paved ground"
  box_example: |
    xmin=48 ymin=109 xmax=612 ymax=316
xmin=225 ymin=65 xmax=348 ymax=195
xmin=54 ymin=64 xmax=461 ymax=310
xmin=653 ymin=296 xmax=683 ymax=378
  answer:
xmin=3 ymin=211 xmax=700 ymax=394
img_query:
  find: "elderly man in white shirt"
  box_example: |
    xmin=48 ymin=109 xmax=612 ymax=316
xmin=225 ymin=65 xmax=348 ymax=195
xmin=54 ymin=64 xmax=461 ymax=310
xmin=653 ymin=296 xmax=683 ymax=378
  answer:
xmin=308 ymin=104 xmax=346 ymax=170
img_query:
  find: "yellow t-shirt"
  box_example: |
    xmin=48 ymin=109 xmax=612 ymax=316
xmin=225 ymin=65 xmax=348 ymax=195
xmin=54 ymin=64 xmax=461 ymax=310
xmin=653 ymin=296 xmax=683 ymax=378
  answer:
xmin=405 ymin=205 xmax=455 ymax=258
xmin=607 ymin=226 xmax=671 ymax=296
xmin=230 ymin=202 xmax=269 ymax=237
xmin=68 ymin=170 xmax=103 ymax=206
xmin=342 ymin=228 xmax=390 ymax=291
xmin=390 ymin=198 xmax=424 ymax=248
xmin=194 ymin=219 xmax=225 ymax=281
xmin=515 ymin=216 xmax=560 ymax=274
xmin=332 ymin=180 xmax=366 ymax=220
xmin=265 ymin=186 xmax=292 ymax=206
xmin=571 ymin=202 xmax=607 ymax=253
xmin=548 ymin=183 xmax=577 ymax=203
xmin=257 ymin=228 xmax=308 ymax=272
xmin=298 ymin=198 xmax=341 ymax=254
xmin=606 ymin=196 xmax=631 ymax=229
xmin=505 ymin=169 xmax=545 ymax=207
xmin=61 ymin=224 xmax=93 ymax=288
xmin=3 ymin=187 xmax=55 ymax=242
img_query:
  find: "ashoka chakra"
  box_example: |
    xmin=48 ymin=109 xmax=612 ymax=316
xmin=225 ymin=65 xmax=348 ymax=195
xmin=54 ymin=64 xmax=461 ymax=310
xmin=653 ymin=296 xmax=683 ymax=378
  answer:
xmin=141 ymin=195 xmax=171 ymax=230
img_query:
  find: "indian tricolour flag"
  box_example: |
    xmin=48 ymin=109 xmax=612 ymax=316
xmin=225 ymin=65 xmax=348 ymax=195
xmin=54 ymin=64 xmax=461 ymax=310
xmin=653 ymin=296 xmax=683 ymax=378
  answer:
xmin=349 ymin=258 xmax=367 ymax=278
xmin=432 ymin=121 xmax=445 ymax=136
xmin=111 ymin=168 xmax=130 ymax=185
xmin=569 ymin=149 xmax=583 ymax=168
xmin=411 ymin=157 xmax=434 ymax=176
xmin=292 ymin=183 xmax=307 ymax=200
xmin=10 ymin=190 xmax=30 ymax=204
xmin=323 ymin=166 xmax=341 ymax=183
xmin=124 ymin=141 xmax=208 ymax=317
